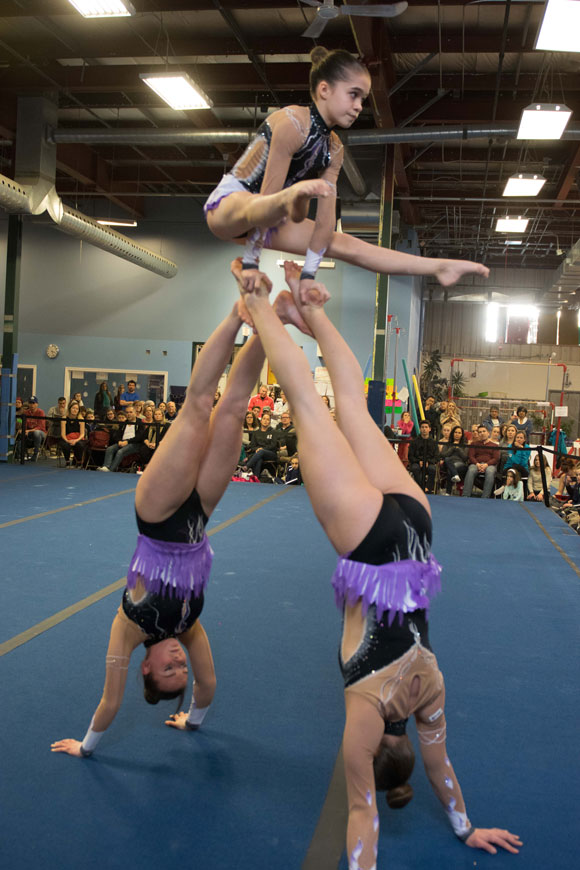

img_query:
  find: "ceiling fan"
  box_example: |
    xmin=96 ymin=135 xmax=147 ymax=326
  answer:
xmin=299 ymin=1 xmax=408 ymax=39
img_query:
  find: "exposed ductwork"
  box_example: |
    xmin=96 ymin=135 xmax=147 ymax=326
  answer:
xmin=0 ymin=171 xmax=178 ymax=279
xmin=49 ymin=122 xmax=580 ymax=149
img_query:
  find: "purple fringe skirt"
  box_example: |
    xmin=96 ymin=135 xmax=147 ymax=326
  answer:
xmin=331 ymin=554 xmax=442 ymax=625
xmin=127 ymin=533 xmax=214 ymax=599
xmin=203 ymin=174 xmax=247 ymax=215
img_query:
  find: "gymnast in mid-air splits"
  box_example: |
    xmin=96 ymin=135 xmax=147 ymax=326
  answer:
xmin=232 ymin=258 xmax=521 ymax=870
xmin=206 ymin=47 xmax=489 ymax=304
xmin=51 ymin=300 xmax=266 ymax=758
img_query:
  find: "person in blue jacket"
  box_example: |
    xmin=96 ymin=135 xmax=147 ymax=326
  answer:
xmin=482 ymin=405 xmax=504 ymax=433
xmin=510 ymin=406 xmax=533 ymax=441
xmin=503 ymin=430 xmax=530 ymax=483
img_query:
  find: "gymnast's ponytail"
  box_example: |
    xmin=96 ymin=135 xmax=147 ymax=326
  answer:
xmin=373 ymin=734 xmax=416 ymax=810
xmin=309 ymin=47 xmax=368 ymax=97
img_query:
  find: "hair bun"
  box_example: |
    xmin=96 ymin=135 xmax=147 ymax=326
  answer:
xmin=386 ymin=783 xmax=414 ymax=809
xmin=310 ymin=46 xmax=329 ymax=66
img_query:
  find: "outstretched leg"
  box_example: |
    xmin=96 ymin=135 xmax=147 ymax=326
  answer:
xmin=282 ymin=261 xmax=429 ymax=515
xmin=266 ymin=218 xmax=489 ymax=288
xmin=233 ymin=266 xmax=383 ymax=556
xmin=136 ymin=302 xmax=245 ymax=524
xmin=195 ymin=333 xmax=266 ymax=517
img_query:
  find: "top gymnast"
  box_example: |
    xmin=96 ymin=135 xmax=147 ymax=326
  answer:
xmin=205 ymin=47 xmax=489 ymax=301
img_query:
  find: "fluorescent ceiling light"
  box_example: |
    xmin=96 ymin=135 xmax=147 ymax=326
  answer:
xmin=140 ymin=72 xmax=212 ymax=110
xmin=67 ymin=0 xmax=135 ymax=17
xmin=276 ymin=259 xmax=335 ymax=269
xmin=504 ymin=240 xmax=523 ymax=246
xmin=502 ymin=173 xmax=546 ymax=197
xmin=536 ymin=0 xmax=580 ymax=53
xmin=496 ymin=217 xmax=529 ymax=233
xmin=517 ymin=103 xmax=572 ymax=140
xmin=96 ymin=219 xmax=137 ymax=227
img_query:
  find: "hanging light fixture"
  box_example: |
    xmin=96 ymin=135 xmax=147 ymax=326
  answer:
xmin=517 ymin=104 xmax=572 ymax=140
xmin=67 ymin=1 xmax=135 ymax=17
xmin=140 ymin=72 xmax=213 ymax=110
xmin=502 ymin=173 xmax=546 ymax=197
xmin=536 ymin=0 xmax=580 ymax=53
xmin=496 ymin=217 xmax=529 ymax=233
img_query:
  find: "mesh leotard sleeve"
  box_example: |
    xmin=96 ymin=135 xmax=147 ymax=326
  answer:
xmin=91 ymin=609 xmax=143 ymax=732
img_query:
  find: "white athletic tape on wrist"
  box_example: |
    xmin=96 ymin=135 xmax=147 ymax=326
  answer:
xmin=80 ymin=716 xmax=104 ymax=757
xmin=186 ymin=684 xmax=210 ymax=729
xmin=243 ymin=227 xmax=266 ymax=269
xmin=446 ymin=803 xmax=473 ymax=840
xmin=300 ymin=246 xmax=326 ymax=281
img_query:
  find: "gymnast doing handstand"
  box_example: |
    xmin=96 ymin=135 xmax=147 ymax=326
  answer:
xmin=233 ymin=259 xmax=522 ymax=870
xmin=51 ymin=300 xmax=266 ymax=758
xmin=206 ymin=47 xmax=489 ymax=306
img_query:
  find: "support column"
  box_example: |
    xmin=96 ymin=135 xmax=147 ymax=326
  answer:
xmin=372 ymin=145 xmax=394 ymax=381
xmin=0 ymin=215 xmax=22 ymax=462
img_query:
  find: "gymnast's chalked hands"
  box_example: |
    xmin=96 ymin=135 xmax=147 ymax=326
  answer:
xmin=50 ymin=738 xmax=83 ymax=757
xmin=282 ymin=260 xmax=330 ymax=308
xmin=466 ymin=828 xmax=523 ymax=855
xmin=231 ymin=258 xmax=273 ymax=295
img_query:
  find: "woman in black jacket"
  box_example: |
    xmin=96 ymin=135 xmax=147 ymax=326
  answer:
xmin=440 ymin=425 xmax=468 ymax=495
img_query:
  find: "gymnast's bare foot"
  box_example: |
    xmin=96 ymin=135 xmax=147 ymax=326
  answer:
xmin=273 ymin=291 xmax=314 ymax=338
xmin=284 ymin=179 xmax=329 ymax=223
xmin=283 ymin=260 xmax=330 ymax=307
xmin=434 ymin=259 xmax=490 ymax=287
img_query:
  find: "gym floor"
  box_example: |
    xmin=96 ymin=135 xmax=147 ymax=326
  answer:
xmin=1 ymin=465 xmax=577 ymax=869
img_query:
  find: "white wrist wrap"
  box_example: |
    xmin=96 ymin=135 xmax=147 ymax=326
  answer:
xmin=300 ymin=246 xmax=326 ymax=280
xmin=80 ymin=716 xmax=104 ymax=756
xmin=186 ymin=684 xmax=210 ymax=730
xmin=446 ymin=806 xmax=471 ymax=838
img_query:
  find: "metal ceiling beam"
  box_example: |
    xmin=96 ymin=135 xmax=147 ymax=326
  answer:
xmin=553 ymin=145 xmax=580 ymax=209
xmin=56 ymin=143 xmax=143 ymax=217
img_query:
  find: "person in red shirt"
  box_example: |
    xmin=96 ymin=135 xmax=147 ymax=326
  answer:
xmin=462 ymin=425 xmax=499 ymax=498
xmin=248 ymin=384 xmax=274 ymax=415
xmin=22 ymin=396 xmax=47 ymax=461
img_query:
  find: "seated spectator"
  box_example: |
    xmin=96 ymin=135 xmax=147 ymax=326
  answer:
xmin=408 ymin=420 xmax=438 ymax=494
xmin=503 ymin=430 xmax=530 ymax=480
xmin=438 ymin=421 xmax=452 ymax=453
xmin=441 ymin=400 xmax=461 ymax=429
xmin=136 ymin=408 xmax=169 ymax=470
xmin=440 ymin=425 xmax=468 ymax=495
xmin=383 ymin=423 xmax=396 ymax=443
xmin=555 ymin=456 xmax=578 ymax=501
xmin=157 ymin=400 xmax=166 ymax=416
xmin=499 ymin=423 xmax=517 ymax=470
xmin=98 ymin=405 xmax=144 ymax=472
xmin=511 ymin=405 xmax=533 ymax=441
xmin=213 ymin=389 xmax=221 ymax=408
xmin=165 ymin=400 xmax=178 ymax=422
xmin=59 ymin=402 xmax=86 ymax=465
xmin=462 ymin=424 xmax=500 ymax=499
xmin=527 ymin=453 xmax=553 ymax=502
xmin=275 ymin=411 xmax=297 ymax=460
xmin=114 ymin=384 xmax=125 ymax=412
xmin=46 ymin=396 xmax=68 ymax=453
xmin=321 ymin=394 xmax=332 ymax=411
xmin=119 ymin=379 xmax=139 ymax=407
xmin=465 ymin=422 xmax=480 ymax=443
xmin=423 ymin=395 xmax=440 ymax=439
xmin=248 ymin=383 xmax=274 ymax=416
xmin=71 ymin=392 xmax=83 ymax=408
xmin=21 ymin=396 xmax=47 ymax=461
xmin=489 ymin=425 xmax=501 ymax=444
xmin=103 ymin=407 xmax=118 ymax=428
xmin=84 ymin=409 xmax=97 ymax=433
xmin=251 ymin=405 xmax=262 ymax=426
xmin=483 ymin=405 xmax=504 ymax=432
xmin=141 ymin=403 xmax=155 ymax=425
xmin=94 ymin=382 xmax=112 ymax=420
xmin=502 ymin=469 xmax=524 ymax=502
xmin=133 ymin=400 xmax=145 ymax=420
xmin=272 ymin=389 xmax=289 ymax=424
xmin=437 ymin=399 xmax=448 ymax=417
xmin=284 ymin=454 xmax=302 ymax=486
xmin=242 ymin=410 xmax=257 ymax=448
xmin=245 ymin=410 xmax=277 ymax=479
xmin=396 ymin=410 xmax=414 ymax=464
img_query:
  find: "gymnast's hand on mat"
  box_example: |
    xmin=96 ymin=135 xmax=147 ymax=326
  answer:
xmin=50 ymin=738 xmax=83 ymax=757
xmin=165 ymin=712 xmax=190 ymax=730
xmin=465 ymin=828 xmax=523 ymax=854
